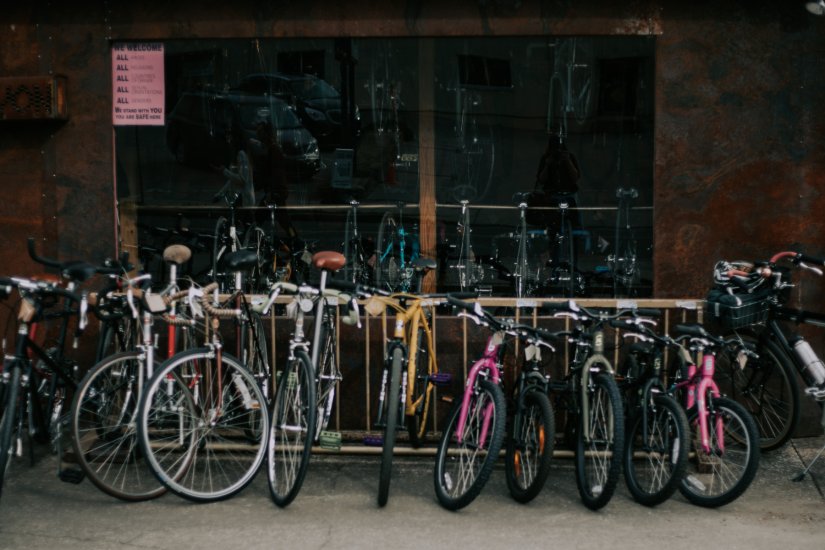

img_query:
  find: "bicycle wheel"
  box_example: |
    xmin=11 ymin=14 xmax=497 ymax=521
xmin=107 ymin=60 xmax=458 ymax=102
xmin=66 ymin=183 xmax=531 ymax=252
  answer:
xmin=406 ymin=325 xmax=432 ymax=448
xmin=246 ymin=311 xmax=272 ymax=404
xmin=575 ymin=371 xmax=624 ymax=510
xmin=505 ymin=388 xmax=555 ymax=503
xmin=378 ymin=347 xmax=403 ymax=507
xmin=624 ymin=393 xmax=689 ymax=506
xmin=343 ymin=208 xmax=368 ymax=285
xmin=716 ymin=331 xmax=799 ymax=451
xmin=375 ymin=213 xmax=400 ymax=291
xmin=434 ymin=379 xmax=506 ymax=511
xmin=680 ymin=397 xmax=760 ymax=508
xmin=0 ymin=361 xmax=22 ymax=500
xmin=436 ymin=120 xmax=496 ymax=204
xmin=138 ymin=348 xmax=268 ymax=502
xmin=315 ymin=317 xmax=339 ymax=439
xmin=71 ymin=351 xmax=166 ymax=501
xmin=267 ymin=351 xmax=316 ymax=507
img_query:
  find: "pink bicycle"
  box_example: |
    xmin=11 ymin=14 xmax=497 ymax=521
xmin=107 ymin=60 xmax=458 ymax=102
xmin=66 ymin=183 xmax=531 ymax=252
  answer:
xmin=433 ymin=297 xmax=507 ymax=510
xmin=668 ymin=323 xmax=761 ymax=507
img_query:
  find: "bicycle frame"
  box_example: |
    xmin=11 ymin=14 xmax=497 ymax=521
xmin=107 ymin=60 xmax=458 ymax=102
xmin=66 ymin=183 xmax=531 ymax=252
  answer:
xmin=455 ymin=331 xmax=503 ymax=446
xmin=671 ymin=348 xmax=724 ymax=455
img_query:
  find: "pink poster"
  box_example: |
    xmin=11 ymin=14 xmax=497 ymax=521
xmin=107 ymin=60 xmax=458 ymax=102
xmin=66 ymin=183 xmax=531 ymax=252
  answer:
xmin=112 ymin=42 xmax=165 ymax=126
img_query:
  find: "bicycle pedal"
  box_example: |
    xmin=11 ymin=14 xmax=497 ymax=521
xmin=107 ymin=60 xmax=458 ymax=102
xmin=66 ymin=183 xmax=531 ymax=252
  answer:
xmin=58 ymin=467 xmax=85 ymax=485
xmin=363 ymin=435 xmax=383 ymax=447
xmin=429 ymin=373 xmax=452 ymax=386
xmin=319 ymin=431 xmax=342 ymax=451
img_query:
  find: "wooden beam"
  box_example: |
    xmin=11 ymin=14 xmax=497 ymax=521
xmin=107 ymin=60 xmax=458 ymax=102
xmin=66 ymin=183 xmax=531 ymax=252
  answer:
xmin=418 ymin=38 xmax=437 ymax=293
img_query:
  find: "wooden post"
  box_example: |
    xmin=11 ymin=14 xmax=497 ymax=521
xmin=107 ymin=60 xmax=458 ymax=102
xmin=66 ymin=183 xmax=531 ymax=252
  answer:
xmin=418 ymin=38 xmax=437 ymax=293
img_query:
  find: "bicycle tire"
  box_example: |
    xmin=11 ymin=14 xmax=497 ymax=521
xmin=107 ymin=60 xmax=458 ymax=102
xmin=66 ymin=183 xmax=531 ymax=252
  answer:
xmin=679 ymin=397 xmax=760 ymax=508
xmin=246 ymin=311 xmax=272 ymax=404
xmin=505 ymin=388 xmax=555 ymax=503
xmin=138 ymin=348 xmax=268 ymax=502
xmin=716 ymin=330 xmax=799 ymax=451
xmin=434 ymin=379 xmax=506 ymax=511
xmin=0 ymin=361 xmax=22 ymax=500
xmin=267 ymin=350 xmax=316 ymax=507
xmin=575 ymin=371 xmax=624 ymax=510
xmin=375 ymin=213 xmax=400 ymax=291
xmin=71 ymin=351 xmax=166 ymax=501
xmin=378 ymin=346 xmax=403 ymax=507
xmin=406 ymin=325 xmax=431 ymax=448
xmin=623 ymin=393 xmax=689 ymax=506
xmin=315 ymin=318 xmax=338 ymax=439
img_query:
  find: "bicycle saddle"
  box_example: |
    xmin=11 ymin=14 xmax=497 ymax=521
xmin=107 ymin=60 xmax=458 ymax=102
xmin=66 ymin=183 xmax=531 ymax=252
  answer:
xmin=162 ymin=244 xmax=192 ymax=265
xmin=412 ymin=257 xmax=437 ymax=272
xmin=220 ymin=249 xmax=258 ymax=272
xmin=313 ymin=251 xmax=346 ymax=272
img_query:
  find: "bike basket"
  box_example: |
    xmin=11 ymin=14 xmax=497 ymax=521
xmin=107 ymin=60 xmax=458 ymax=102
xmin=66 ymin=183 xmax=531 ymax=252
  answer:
xmin=705 ymin=288 xmax=771 ymax=329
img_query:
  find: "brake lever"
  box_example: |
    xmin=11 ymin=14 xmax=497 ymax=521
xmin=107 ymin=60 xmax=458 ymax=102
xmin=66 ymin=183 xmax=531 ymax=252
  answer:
xmin=799 ymin=261 xmax=824 ymax=276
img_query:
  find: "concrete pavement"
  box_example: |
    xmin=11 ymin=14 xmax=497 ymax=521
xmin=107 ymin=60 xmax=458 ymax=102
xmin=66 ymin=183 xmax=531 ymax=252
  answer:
xmin=1 ymin=437 xmax=824 ymax=550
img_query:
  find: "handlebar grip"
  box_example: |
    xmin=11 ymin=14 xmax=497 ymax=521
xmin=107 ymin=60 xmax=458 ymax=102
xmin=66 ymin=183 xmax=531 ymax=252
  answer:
xmin=27 ymin=237 xmax=61 ymax=269
xmin=673 ymin=323 xmax=706 ymax=338
xmin=797 ymin=252 xmax=825 ymax=267
xmin=446 ymin=294 xmax=475 ymax=311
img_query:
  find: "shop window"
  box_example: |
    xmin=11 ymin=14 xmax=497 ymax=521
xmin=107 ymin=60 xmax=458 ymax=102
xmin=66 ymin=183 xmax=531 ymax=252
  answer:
xmin=116 ymin=36 xmax=655 ymax=298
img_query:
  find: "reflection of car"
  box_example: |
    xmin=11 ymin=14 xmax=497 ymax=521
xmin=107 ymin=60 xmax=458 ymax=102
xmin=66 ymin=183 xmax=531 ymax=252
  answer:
xmin=166 ymin=91 xmax=321 ymax=180
xmin=233 ymin=73 xmax=358 ymax=148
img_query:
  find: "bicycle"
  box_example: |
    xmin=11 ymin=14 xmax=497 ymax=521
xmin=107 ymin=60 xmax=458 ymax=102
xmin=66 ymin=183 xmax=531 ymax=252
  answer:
xmin=543 ymin=299 xmax=631 ymax=510
xmin=709 ymin=251 xmax=825 ymax=453
xmin=375 ymin=201 xmax=420 ymax=292
xmin=262 ymin=251 xmax=354 ymax=507
xmin=610 ymin=314 xmax=691 ymax=506
xmin=448 ymin=199 xmax=488 ymax=293
xmin=340 ymin=258 xmax=445 ymax=506
xmin=136 ymin=252 xmax=270 ymax=502
xmin=70 ymin=270 xmax=195 ymax=501
xmin=608 ymin=187 xmax=640 ymax=298
xmin=547 ymin=37 xmax=592 ymax=140
xmin=436 ymin=85 xmax=496 ymax=204
xmin=342 ymin=199 xmax=372 ymax=286
xmin=545 ymin=198 xmax=580 ymax=297
xmin=666 ymin=323 xmax=761 ymax=507
xmin=0 ymin=268 xmax=99 ymax=499
xmin=443 ymin=296 xmax=558 ymax=507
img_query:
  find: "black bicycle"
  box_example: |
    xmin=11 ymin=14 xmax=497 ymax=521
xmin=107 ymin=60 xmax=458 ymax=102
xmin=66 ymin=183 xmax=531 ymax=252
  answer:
xmin=709 ymin=251 xmax=825 ymax=452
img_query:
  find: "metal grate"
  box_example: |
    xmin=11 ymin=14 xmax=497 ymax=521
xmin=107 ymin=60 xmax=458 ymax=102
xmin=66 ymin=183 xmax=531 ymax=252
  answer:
xmin=0 ymin=75 xmax=67 ymax=120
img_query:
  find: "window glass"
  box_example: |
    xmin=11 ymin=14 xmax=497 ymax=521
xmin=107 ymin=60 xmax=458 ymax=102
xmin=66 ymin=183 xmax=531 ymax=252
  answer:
xmin=116 ymin=36 xmax=654 ymax=297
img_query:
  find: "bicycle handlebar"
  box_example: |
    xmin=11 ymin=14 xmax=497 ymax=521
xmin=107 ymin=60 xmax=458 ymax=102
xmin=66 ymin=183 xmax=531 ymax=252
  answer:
xmin=542 ymin=299 xmax=660 ymax=323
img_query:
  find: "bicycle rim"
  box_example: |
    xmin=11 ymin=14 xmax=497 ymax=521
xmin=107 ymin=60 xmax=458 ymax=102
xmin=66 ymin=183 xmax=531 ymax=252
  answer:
xmin=139 ymin=349 xmax=269 ymax=502
xmin=575 ymin=371 xmax=624 ymax=510
xmin=378 ymin=347 xmax=403 ymax=507
xmin=71 ymin=352 xmax=166 ymax=501
xmin=505 ymin=389 xmax=555 ymax=503
xmin=624 ymin=394 xmax=689 ymax=506
xmin=716 ymin=331 xmax=799 ymax=451
xmin=267 ymin=351 xmax=316 ymax=507
xmin=680 ymin=397 xmax=760 ymax=507
xmin=246 ymin=312 xmax=272 ymax=404
xmin=434 ymin=379 xmax=506 ymax=510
